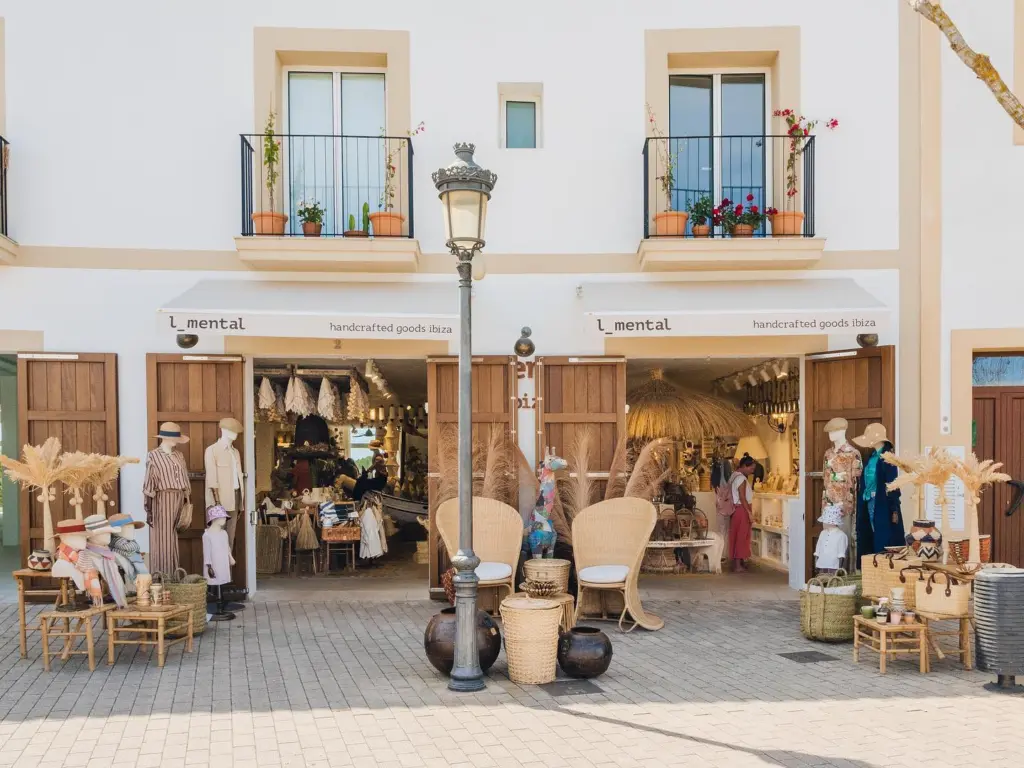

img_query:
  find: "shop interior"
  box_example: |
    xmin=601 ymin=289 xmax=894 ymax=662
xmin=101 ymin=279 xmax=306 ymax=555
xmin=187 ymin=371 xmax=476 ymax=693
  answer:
xmin=253 ymin=358 xmax=429 ymax=586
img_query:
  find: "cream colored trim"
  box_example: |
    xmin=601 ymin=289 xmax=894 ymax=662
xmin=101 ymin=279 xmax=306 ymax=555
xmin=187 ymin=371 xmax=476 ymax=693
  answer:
xmin=234 ymin=236 xmax=420 ymax=272
xmin=0 ymin=18 xmax=6 ymax=135
xmin=16 ymin=246 xmax=245 ymax=270
xmin=0 ymin=235 xmax=18 ymax=264
xmin=1016 ymin=0 xmax=1024 ymax=145
xmin=605 ymin=335 xmax=827 ymax=358
xmin=0 ymin=330 xmax=43 ymax=352
xmin=950 ymin=329 xmax=1024 ymax=452
xmin=498 ymin=82 xmax=543 ymax=149
xmin=638 ymin=237 xmax=825 ymax=272
xmin=225 ymin=336 xmax=445 ymax=358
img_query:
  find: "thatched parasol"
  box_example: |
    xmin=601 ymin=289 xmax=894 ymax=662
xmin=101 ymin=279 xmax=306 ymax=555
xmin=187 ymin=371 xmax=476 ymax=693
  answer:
xmin=627 ymin=369 xmax=754 ymax=441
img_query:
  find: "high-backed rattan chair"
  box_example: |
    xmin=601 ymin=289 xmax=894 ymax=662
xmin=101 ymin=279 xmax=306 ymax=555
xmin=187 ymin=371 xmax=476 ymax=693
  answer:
xmin=436 ymin=497 xmax=524 ymax=603
xmin=572 ymin=497 xmax=663 ymax=632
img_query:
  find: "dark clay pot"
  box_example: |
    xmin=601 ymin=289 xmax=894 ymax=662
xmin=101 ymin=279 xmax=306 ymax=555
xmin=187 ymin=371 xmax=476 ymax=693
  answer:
xmin=557 ymin=626 xmax=613 ymax=679
xmin=424 ymin=607 xmax=502 ymax=676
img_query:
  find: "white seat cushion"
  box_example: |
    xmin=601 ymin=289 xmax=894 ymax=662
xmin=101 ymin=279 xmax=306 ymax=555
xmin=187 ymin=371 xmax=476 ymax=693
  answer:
xmin=475 ymin=561 xmax=513 ymax=581
xmin=578 ymin=565 xmax=629 ymax=584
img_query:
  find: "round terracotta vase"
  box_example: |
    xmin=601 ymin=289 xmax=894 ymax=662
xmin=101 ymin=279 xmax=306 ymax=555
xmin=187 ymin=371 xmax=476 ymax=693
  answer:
xmin=731 ymin=224 xmax=755 ymax=238
xmin=905 ymin=520 xmax=943 ymax=561
xmin=424 ymin=607 xmax=502 ymax=676
xmin=653 ymin=211 xmax=689 ymax=237
xmin=27 ymin=549 xmax=53 ymax=571
xmin=770 ymin=211 xmax=804 ymax=236
xmin=368 ymin=211 xmax=405 ymax=237
xmin=557 ymin=626 xmax=612 ymax=679
xmin=251 ymin=211 xmax=288 ymax=235
xmin=691 ymin=224 xmax=711 ymax=237
xmin=301 ymin=221 xmax=322 ymax=237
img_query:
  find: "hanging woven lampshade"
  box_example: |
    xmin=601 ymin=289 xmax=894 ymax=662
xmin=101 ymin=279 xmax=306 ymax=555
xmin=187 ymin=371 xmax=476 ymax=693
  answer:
xmin=627 ymin=368 xmax=754 ymax=441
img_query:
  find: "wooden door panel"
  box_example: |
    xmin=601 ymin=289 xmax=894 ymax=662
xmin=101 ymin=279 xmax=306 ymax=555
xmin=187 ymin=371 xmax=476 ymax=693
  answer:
xmin=996 ymin=390 xmax=1024 ymax=566
xmin=804 ymin=347 xmax=895 ymax=581
xmin=147 ymin=354 xmax=246 ymax=587
xmin=17 ymin=353 xmax=120 ymax=564
xmin=973 ymin=391 xmax=998 ymax=546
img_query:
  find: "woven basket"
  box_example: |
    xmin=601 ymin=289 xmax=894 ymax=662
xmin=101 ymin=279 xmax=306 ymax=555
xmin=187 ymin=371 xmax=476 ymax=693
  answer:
xmin=523 ymin=558 xmax=570 ymax=594
xmin=521 ymin=580 xmax=560 ymax=599
xmin=947 ymin=536 xmax=992 ymax=567
xmin=153 ymin=568 xmax=208 ymax=635
xmin=901 ymin=567 xmax=971 ymax=616
xmin=321 ymin=524 xmax=360 ymax=542
xmin=862 ymin=553 xmax=912 ymax=600
xmin=500 ymin=596 xmax=561 ymax=685
xmin=255 ymin=524 xmax=283 ymax=574
xmin=800 ymin=570 xmax=858 ymax=642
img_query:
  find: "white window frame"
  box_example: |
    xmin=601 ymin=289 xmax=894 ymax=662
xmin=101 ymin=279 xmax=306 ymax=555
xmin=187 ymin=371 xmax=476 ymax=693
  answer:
xmin=498 ymin=82 xmax=543 ymax=149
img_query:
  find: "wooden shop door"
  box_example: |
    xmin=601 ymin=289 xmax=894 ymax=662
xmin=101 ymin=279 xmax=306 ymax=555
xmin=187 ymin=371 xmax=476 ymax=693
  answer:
xmin=804 ymin=346 xmax=895 ymax=581
xmin=535 ymin=356 xmax=627 ymax=503
xmin=17 ymin=353 xmax=120 ymax=572
xmin=146 ymin=354 xmax=247 ymax=587
xmin=426 ymin=356 xmax=517 ymax=596
xmin=973 ymin=386 xmax=1024 ymax=566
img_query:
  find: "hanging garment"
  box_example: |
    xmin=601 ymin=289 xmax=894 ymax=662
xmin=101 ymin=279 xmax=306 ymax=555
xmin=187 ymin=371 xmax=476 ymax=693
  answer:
xmin=85 ymin=544 xmax=128 ymax=607
xmin=202 ymin=526 xmax=235 ymax=586
xmin=143 ymin=448 xmax=190 ymax=574
xmin=821 ymin=442 xmax=863 ymax=519
xmin=360 ymin=502 xmax=385 ymax=559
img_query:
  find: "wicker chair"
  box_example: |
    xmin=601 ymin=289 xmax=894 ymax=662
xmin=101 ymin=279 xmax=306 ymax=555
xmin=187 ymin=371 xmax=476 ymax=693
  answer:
xmin=436 ymin=497 xmax=524 ymax=603
xmin=572 ymin=497 xmax=664 ymax=632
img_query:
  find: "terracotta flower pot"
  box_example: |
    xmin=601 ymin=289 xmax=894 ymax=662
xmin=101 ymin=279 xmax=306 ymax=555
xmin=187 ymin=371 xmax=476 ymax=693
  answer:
xmin=343 ymin=230 xmax=368 ymax=238
xmin=691 ymin=224 xmax=711 ymax=238
xmin=301 ymin=221 xmax=322 ymax=237
xmin=424 ymin=607 xmax=501 ymax=675
xmin=731 ymin=224 xmax=755 ymax=238
xmin=251 ymin=211 xmax=288 ymax=235
xmin=368 ymin=211 xmax=405 ymax=237
xmin=653 ymin=211 xmax=689 ymax=237
xmin=770 ymin=211 xmax=804 ymax=236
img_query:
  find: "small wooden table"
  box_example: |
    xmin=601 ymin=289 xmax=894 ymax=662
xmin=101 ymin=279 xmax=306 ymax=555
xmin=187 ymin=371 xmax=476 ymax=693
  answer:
xmin=853 ymin=615 xmax=927 ymax=674
xmin=39 ymin=603 xmax=115 ymax=672
xmin=642 ymin=540 xmax=714 ymax=573
xmin=917 ymin=610 xmax=973 ymax=671
xmin=13 ymin=568 xmax=73 ymax=659
xmin=107 ymin=605 xmax=194 ymax=667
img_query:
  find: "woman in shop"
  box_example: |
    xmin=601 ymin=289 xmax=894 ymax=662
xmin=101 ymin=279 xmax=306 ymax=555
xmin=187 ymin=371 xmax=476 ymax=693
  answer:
xmin=728 ymin=455 xmax=757 ymax=573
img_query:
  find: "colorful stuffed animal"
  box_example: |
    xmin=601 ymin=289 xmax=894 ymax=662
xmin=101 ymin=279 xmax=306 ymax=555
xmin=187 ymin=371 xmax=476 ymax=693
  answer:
xmin=529 ymin=452 xmax=567 ymax=558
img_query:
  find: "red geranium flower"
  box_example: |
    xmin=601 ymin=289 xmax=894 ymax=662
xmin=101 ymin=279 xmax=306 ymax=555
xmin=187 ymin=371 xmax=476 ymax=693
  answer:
xmin=721 ymin=197 xmax=731 ymax=206
xmin=746 ymin=193 xmax=755 ymax=202
xmin=735 ymin=204 xmax=743 ymax=215
xmin=751 ymin=205 xmax=759 ymax=214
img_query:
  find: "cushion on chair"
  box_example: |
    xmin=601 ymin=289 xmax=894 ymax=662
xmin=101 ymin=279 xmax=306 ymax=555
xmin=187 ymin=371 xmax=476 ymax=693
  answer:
xmin=475 ymin=561 xmax=513 ymax=581
xmin=578 ymin=565 xmax=629 ymax=584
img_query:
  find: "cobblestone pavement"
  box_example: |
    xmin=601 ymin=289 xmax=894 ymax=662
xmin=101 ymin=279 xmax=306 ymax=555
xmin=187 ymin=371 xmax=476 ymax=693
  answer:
xmin=1 ymin=596 xmax=1022 ymax=768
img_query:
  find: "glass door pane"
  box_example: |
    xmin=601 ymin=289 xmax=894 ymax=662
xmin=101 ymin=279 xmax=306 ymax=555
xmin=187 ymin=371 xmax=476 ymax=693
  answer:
xmin=721 ymin=74 xmax=766 ymax=232
xmin=668 ymin=75 xmax=713 ymax=220
xmin=287 ymin=73 xmax=335 ymax=234
xmin=340 ymin=74 xmax=387 ymax=231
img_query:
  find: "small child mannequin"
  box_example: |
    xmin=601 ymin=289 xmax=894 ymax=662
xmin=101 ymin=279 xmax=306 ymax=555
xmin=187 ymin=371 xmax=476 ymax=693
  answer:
xmin=814 ymin=504 xmax=849 ymax=574
xmin=202 ymin=505 xmax=235 ymax=586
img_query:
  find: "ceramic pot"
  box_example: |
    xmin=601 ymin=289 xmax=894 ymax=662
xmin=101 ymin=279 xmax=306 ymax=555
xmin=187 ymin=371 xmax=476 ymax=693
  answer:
xmin=691 ymin=223 xmax=711 ymax=238
xmin=653 ymin=211 xmax=689 ymax=237
xmin=770 ymin=211 xmax=804 ymax=236
xmin=343 ymin=230 xmax=368 ymax=238
xmin=424 ymin=607 xmax=501 ymax=676
xmin=890 ymin=611 xmax=903 ymax=624
xmin=860 ymin=605 xmax=875 ymax=619
xmin=251 ymin=211 xmax=288 ymax=235
xmin=731 ymin=224 xmax=755 ymax=238
xmin=906 ymin=520 xmax=943 ymax=561
xmin=368 ymin=211 xmax=405 ymax=237
xmin=301 ymin=221 xmax=322 ymax=237
xmin=557 ymin=626 xmax=613 ymax=679
xmin=27 ymin=549 xmax=53 ymax=571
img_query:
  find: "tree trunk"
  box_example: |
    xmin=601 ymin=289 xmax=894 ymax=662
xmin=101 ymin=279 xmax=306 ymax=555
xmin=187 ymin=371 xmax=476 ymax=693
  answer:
xmin=41 ymin=493 xmax=54 ymax=555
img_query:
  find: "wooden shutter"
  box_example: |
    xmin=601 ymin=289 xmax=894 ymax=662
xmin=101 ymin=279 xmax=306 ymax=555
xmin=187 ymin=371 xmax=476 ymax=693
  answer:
xmin=804 ymin=346 xmax=895 ymax=580
xmin=535 ymin=356 xmax=627 ymax=502
xmin=973 ymin=386 xmax=1024 ymax=566
xmin=147 ymin=354 xmax=246 ymax=587
xmin=426 ymin=356 xmax=517 ymax=594
xmin=17 ymin=353 xmax=120 ymax=564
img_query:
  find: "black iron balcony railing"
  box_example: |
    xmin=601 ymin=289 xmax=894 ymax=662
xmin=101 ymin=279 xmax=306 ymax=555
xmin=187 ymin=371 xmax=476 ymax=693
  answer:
xmin=643 ymin=135 xmax=816 ymax=239
xmin=240 ymin=133 xmax=414 ymax=238
xmin=0 ymin=135 xmax=9 ymax=238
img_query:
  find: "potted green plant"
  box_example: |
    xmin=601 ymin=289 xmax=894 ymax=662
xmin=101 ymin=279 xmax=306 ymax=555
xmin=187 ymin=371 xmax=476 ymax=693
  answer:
xmin=251 ymin=111 xmax=288 ymax=235
xmin=771 ymin=109 xmax=838 ymax=235
xmin=368 ymin=121 xmax=425 ymax=237
xmin=646 ymin=104 xmax=687 ymax=236
xmin=296 ymin=200 xmax=324 ymax=237
xmin=686 ymin=195 xmax=714 ymax=237
xmin=344 ymin=203 xmax=371 ymax=238
xmin=716 ymin=195 xmax=772 ymax=237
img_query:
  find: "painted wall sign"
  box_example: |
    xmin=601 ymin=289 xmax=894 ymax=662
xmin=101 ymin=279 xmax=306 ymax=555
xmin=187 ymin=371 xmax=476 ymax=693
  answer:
xmin=515 ymin=361 xmax=536 ymax=380
xmin=159 ymin=311 xmax=456 ymax=340
xmin=587 ymin=309 xmax=890 ymax=337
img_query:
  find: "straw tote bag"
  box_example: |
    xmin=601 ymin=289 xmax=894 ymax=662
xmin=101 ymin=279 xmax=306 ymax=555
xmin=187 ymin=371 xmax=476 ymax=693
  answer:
xmin=175 ymin=497 xmax=194 ymax=531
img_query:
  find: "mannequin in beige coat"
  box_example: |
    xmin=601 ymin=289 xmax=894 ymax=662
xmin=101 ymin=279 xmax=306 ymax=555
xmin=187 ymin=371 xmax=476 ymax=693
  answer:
xmin=205 ymin=417 xmax=245 ymax=548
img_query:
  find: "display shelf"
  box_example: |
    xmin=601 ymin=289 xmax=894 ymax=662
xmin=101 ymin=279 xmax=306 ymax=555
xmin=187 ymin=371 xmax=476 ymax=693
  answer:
xmin=753 ymin=524 xmax=787 ymax=536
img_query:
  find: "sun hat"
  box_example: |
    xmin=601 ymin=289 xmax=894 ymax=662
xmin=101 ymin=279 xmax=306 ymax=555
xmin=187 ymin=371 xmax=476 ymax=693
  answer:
xmin=823 ymin=417 xmax=849 ymax=434
xmin=219 ymin=417 xmax=243 ymax=435
xmin=817 ymin=504 xmax=845 ymax=526
xmin=108 ymin=513 xmax=145 ymax=530
xmin=57 ymin=519 xmax=87 ymax=536
xmin=852 ymin=423 xmax=889 ymax=448
xmin=206 ymin=504 xmax=229 ymax=524
xmin=83 ymin=514 xmax=115 ymax=535
xmin=155 ymin=421 xmax=190 ymax=444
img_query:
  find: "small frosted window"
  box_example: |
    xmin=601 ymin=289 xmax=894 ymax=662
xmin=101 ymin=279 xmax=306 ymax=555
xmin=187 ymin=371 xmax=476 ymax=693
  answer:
xmin=972 ymin=356 xmax=1024 ymax=386
xmin=506 ymin=101 xmax=537 ymax=149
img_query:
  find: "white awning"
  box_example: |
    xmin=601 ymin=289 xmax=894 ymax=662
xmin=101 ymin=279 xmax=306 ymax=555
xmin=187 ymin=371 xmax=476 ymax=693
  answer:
xmin=159 ymin=280 xmax=456 ymax=340
xmin=580 ymin=278 xmax=889 ymax=337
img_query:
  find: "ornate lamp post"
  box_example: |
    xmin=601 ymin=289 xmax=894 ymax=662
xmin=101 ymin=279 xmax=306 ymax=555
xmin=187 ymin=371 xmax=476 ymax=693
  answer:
xmin=432 ymin=143 xmax=497 ymax=692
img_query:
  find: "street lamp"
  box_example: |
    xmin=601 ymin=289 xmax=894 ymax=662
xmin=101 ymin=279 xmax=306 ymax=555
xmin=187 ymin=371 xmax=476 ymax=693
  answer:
xmin=432 ymin=143 xmax=497 ymax=693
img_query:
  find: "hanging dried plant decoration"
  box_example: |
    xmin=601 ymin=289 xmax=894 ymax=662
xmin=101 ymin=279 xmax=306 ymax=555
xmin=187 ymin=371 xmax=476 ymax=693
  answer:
xmin=89 ymin=455 xmax=141 ymax=516
xmin=627 ymin=369 xmax=754 ymax=441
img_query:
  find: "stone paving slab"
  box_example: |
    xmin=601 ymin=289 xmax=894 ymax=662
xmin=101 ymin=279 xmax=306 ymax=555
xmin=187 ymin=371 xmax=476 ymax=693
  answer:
xmin=1 ymin=597 xmax=1022 ymax=767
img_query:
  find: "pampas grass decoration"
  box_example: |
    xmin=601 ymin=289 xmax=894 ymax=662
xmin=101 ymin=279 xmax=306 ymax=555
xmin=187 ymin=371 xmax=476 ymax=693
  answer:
xmin=0 ymin=437 xmax=63 ymax=554
xmin=952 ymin=453 xmax=1010 ymax=564
xmin=883 ymin=447 xmax=960 ymax=561
xmin=89 ymin=455 xmax=141 ymax=516
xmin=564 ymin=427 xmax=596 ymax=521
xmin=624 ymin=437 xmax=672 ymax=501
xmin=58 ymin=452 xmax=108 ymax=520
xmin=514 ymin=442 xmax=540 ymax=527
xmin=481 ymin=427 xmax=516 ymax=507
xmin=604 ymin=438 xmax=629 ymax=500
xmin=627 ymin=368 xmax=754 ymax=440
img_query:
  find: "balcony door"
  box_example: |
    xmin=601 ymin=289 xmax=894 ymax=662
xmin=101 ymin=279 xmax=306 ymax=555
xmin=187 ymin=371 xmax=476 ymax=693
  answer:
xmin=286 ymin=72 xmax=386 ymax=235
xmin=669 ymin=72 xmax=767 ymax=234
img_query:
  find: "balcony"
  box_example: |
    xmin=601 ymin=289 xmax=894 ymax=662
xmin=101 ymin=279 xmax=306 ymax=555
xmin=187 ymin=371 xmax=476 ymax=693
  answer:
xmin=639 ymin=135 xmax=826 ymax=272
xmin=236 ymin=133 xmax=420 ymax=272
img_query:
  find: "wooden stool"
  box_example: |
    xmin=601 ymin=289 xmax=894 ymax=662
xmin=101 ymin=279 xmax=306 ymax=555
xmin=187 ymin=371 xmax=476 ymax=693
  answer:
xmin=13 ymin=569 xmax=73 ymax=659
xmin=853 ymin=615 xmax=927 ymax=674
xmin=107 ymin=605 xmax=194 ymax=667
xmin=39 ymin=603 xmax=115 ymax=672
xmin=917 ymin=610 xmax=972 ymax=672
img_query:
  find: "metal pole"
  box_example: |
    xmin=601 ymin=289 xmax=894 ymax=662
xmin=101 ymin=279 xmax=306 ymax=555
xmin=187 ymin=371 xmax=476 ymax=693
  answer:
xmin=448 ymin=247 xmax=484 ymax=692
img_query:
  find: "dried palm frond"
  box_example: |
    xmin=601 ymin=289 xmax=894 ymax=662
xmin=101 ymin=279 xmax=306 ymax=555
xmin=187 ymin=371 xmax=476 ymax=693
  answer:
xmin=431 ymin=424 xmax=459 ymax=517
xmin=513 ymin=442 xmax=540 ymax=526
xmin=564 ymin=427 xmax=596 ymax=519
xmin=0 ymin=438 xmax=63 ymax=553
xmin=604 ymin=438 xmax=629 ymax=500
xmin=481 ymin=427 xmax=515 ymax=506
xmin=549 ymin=486 xmax=573 ymax=547
xmin=953 ymin=453 xmax=1011 ymax=505
xmin=624 ymin=437 xmax=672 ymax=500
xmin=627 ymin=369 xmax=754 ymax=440
xmin=89 ymin=454 xmax=141 ymax=515
xmin=58 ymin=452 xmax=108 ymax=520
xmin=882 ymin=447 xmax=960 ymax=497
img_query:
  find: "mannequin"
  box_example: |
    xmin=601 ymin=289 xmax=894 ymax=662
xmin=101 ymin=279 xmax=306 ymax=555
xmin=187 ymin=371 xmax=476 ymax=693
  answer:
xmin=203 ymin=505 xmax=236 ymax=622
xmin=84 ymin=514 xmax=128 ymax=608
xmin=108 ymin=513 xmax=148 ymax=593
xmin=814 ymin=504 xmax=848 ymax=573
xmin=204 ymin=417 xmax=245 ymax=550
xmin=53 ymin=519 xmax=101 ymax=603
xmin=144 ymin=421 xmax=191 ymax=574
xmin=821 ymin=418 xmax=863 ymax=522
xmin=854 ymin=423 xmax=904 ymax=557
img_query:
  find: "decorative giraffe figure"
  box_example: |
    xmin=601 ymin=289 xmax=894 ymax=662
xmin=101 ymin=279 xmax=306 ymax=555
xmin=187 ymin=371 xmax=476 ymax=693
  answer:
xmin=529 ymin=452 xmax=567 ymax=558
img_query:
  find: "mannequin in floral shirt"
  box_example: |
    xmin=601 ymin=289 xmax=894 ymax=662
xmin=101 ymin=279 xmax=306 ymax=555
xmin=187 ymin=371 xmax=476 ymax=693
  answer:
xmin=821 ymin=418 xmax=863 ymax=520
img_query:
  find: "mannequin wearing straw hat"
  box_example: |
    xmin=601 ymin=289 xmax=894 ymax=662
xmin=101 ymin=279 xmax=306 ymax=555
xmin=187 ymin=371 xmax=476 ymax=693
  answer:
xmin=204 ymin=417 xmax=245 ymax=550
xmin=853 ymin=422 xmax=904 ymax=557
xmin=143 ymin=422 xmax=191 ymax=574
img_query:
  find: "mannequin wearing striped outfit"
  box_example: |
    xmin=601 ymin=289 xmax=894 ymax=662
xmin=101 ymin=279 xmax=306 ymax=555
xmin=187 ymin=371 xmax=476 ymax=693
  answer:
xmin=143 ymin=422 xmax=192 ymax=574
